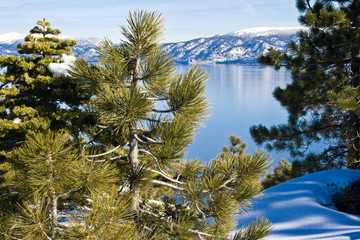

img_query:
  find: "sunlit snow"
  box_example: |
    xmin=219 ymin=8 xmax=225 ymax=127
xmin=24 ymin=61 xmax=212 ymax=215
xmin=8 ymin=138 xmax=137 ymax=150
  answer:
xmin=236 ymin=170 xmax=360 ymax=239
xmin=0 ymin=32 xmax=24 ymax=43
xmin=229 ymin=27 xmax=304 ymax=37
xmin=48 ymin=54 xmax=76 ymax=76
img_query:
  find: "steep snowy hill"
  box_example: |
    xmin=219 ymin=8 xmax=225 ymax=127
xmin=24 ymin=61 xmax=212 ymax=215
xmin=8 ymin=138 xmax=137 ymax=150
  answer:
xmin=0 ymin=27 xmax=304 ymax=64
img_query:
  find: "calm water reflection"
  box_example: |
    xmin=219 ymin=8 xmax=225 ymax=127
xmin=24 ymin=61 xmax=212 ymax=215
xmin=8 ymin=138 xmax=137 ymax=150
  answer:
xmin=176 ymin=64 xmax=292 ymax=164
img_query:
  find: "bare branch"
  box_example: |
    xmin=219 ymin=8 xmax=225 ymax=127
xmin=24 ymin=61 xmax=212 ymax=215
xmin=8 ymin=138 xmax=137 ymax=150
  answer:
xmin=37 ymin=221 xmax=52 ymax=240
xmin=86 ymin=144 xmax=127 ymax=158
xmin=151 ymin=179 xmax=184 ymax=191
xmin=188 ymin=229 xmax=214 ymax=238
xmin=151 ymin=108 xmax=173 ymax=113
xmin=87 ymin=154 xmax=128 ymax=163
xmin=217 ymin=177 xmax=236 ymax=191
xmin=139 ymin=149 xmax=174 ymax=182
xmin=139 ymin=133 xmax=162 ymax=144
xmin=134 ymin=134 xmax=161 ymax=145
xmin=148 ymin=168 xmax=184 ymax=185
xmin=139 ymin=148 xmax=161 ymax=164
xmin=196 ymin=203 xmax=207 ymax=220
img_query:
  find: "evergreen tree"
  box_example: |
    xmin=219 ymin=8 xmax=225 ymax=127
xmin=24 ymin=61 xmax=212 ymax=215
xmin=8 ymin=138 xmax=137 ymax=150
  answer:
xmin=71 ymin=10 xmax=272 ymax=239
xmin=0 ymin=131 xmax=144 ymax=240
xmin=0 ymin=19 xmax=91 ymax=209
xmin=250 ymin=0 xmax=360 ymax=172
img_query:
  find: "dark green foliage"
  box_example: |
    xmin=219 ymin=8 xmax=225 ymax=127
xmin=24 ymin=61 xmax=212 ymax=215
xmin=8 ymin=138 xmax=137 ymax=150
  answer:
xmin=0 ymin=130 xmax=124 ymax=239
xmin=261 ymin=159 xmax=302 ymax=189
xmin=232 ymin=217 xmax=272 ymax=240
xmin=0 ymin=19 xmax=92 ymax=211
xmin=251 ymin=0 xmax=360 ymax=172
xmin=333 ymin=179 xmax=360 ymax=215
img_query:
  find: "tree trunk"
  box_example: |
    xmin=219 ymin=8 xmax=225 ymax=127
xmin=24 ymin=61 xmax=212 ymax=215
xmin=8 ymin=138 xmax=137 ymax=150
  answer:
xmin=129 ymin=56 xmax=141 ymax=223
xmin=348 ymin=38 xmax=360 ymax=168
xmin=129 ymin=124 xmax=140 ymax=222
xmin=47 ymin=152 xmax=58 ymax=239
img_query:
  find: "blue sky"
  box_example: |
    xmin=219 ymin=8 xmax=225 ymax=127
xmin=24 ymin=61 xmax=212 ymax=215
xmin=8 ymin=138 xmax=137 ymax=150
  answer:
xmin=0 ymin=0 xmax=301 ymax=43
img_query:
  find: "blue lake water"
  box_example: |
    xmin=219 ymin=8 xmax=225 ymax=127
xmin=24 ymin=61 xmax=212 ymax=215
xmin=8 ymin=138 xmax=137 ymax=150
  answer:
xmin=176 ymin=64 xmax=292 ymax=165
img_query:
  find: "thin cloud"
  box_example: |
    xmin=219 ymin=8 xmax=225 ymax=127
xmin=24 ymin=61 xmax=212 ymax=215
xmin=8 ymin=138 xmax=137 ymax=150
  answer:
xmin=0 ymin=0 xmax=72 ymax=7
xmin=239 ymin=0 xmax=256 ymax=15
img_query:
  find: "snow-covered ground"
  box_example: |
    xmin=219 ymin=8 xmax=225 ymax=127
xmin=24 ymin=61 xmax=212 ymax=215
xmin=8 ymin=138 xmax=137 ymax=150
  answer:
xmin=236 ymin=170 xmax=360 ymax=240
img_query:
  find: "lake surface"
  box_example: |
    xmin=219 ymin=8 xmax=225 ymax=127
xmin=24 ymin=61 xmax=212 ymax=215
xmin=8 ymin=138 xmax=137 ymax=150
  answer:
xmin=176 ymin=64 xmax=292 ymax=164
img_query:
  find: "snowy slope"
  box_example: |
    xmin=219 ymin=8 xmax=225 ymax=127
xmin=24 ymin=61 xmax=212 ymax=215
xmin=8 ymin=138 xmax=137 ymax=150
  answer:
xmin=236 ymin=170 xmax=360 ymax=239
xmin=162 ymin=27 xmax=303 ymax=64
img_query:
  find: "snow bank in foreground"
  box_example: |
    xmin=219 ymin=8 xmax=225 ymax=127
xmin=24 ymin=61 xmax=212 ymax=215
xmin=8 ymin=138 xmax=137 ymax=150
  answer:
xmin=236 ymin=170 xmax=360 ymax=240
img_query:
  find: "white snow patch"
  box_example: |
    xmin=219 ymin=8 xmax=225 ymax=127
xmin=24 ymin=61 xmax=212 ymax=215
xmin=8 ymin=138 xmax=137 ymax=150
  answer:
xmin=236 ymin=170 xmax=360 ymax=239
xmin=0 ymin=32 xmax=24 ymax=43
xmin=48 ymin=54 xmax=76 ymax=77
xmin=13 ymin=117 xmax=21 ymax=124
xmin=228 ymin=27 xmax=306 ymax=37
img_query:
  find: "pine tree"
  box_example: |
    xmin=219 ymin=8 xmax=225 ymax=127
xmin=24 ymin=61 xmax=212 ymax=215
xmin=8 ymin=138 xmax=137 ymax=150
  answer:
xmin=0 ymin=19 xmax=91 ymax=209
xmin=250 ymin=0 xmax=360 ymax=172
xmin=261 ymin=159 xmax=301 ymax=189
xmin=0 ymin=130 xmax=142 ymax=239
xmin=71 ymin=10 xmax=272 ymax=239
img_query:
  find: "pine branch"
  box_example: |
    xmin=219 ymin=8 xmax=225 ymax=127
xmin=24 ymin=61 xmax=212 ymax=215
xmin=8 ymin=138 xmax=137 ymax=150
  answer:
xmin=139 ymin=148 xmax=174 ymax=181
xmin=87 ymin=154 xmax=128 ymax=163
xmin=57 ymin=173 xmax=90 ymax=199
xmin=188 ymin=229 xmax=214 ymax=238
xmin=148 ymin=168 xmax=184 ymax=185
xmin=305 ymin=0 xmax=313 ymax=12
xmin=0 ymin=232 xmax=22 ymax=240
xmin=139 ymin=207 xmax=216 ymax=239
xmin=151 ymin=179 xmax=184 ymax=191
xmin=86 ymin=144 xmax=126 ymax=158
xmin=37 ymin=221 xmax=52 ymax=240
xmin=151 ymin=108 xmax=173 ymax=113
xmin=134 ymin=134 xmax=161 ymax=145
xmin=218 ymin=177 xmax=237 ymax=191
xmin=147 ymin=97 xmax=168 ymax=101
xmin=139 ymin=133 xmax=162 ymax=144
xmin=139 ymin=148 xmax=159 ymax=162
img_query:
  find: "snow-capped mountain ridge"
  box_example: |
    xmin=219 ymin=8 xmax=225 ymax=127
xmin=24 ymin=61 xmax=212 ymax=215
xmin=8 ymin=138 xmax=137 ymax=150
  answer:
xmin=0 ymin=27 xmax=303 ymax=64
xmin=227 ymin=27 xmax=303 ymax=37
xmin=162 ymin=26 xmax=303 ymax=64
